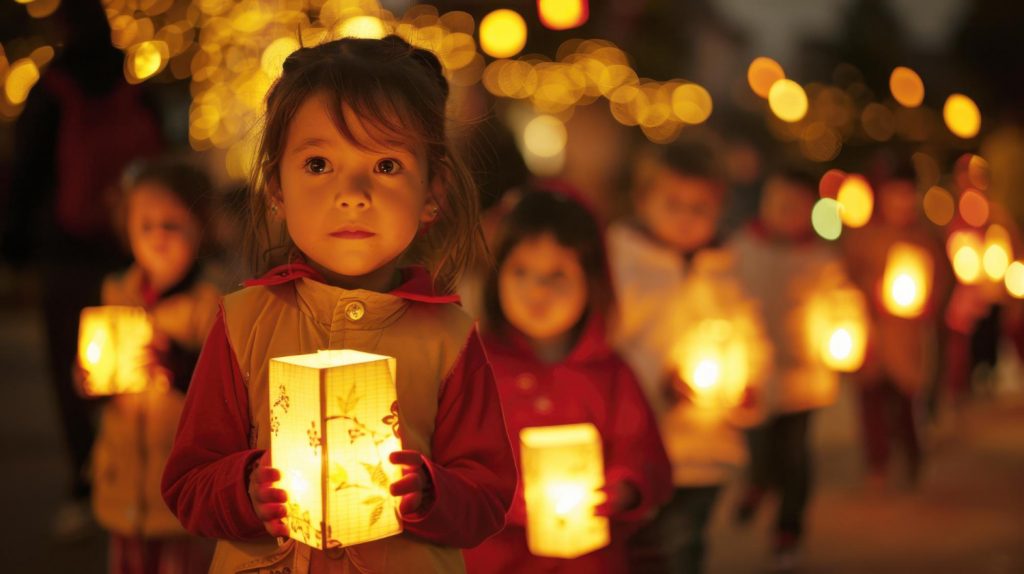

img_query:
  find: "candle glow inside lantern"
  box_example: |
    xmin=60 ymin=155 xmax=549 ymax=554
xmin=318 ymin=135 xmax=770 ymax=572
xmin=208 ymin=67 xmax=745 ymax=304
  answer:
xmin=269 ymin=350 xmax=403 ymax=550
xmin=520 ymin=423 xmax=608 ymax=559
xmin=882 ymin=242 xmax=932 ymax=319
xmin=814 ymin=287 xmax=868 ymax=372
xmin=674 ymin=318 xmax=751 ymax=409
xmin=77 ymin=306 xmax=154 ymax=396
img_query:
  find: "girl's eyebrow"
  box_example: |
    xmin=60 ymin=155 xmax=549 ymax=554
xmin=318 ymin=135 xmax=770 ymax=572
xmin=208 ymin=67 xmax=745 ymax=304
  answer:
xmin=289 ymin=137 xmax=333 ymax=153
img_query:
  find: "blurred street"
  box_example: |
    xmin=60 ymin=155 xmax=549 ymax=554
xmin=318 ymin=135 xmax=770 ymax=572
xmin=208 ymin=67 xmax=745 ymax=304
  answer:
xmin=1 ymin=296 xmax=1021 ymax=573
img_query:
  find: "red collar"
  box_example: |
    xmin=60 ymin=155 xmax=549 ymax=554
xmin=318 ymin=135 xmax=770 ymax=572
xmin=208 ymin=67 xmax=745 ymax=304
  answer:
xmin=244 ymin=262 xmax=460 ymax=304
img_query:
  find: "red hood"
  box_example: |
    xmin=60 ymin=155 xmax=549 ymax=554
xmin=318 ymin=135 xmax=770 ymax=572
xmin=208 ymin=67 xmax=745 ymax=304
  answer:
xmin=244 ymin=262 xmax=460 ymax=305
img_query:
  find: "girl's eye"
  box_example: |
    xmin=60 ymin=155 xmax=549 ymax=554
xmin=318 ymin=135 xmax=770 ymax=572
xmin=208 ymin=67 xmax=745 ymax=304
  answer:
xmin=305 ymin=157 xmax=331 ymax=174
xmin=374 ymin=158 xmax=402 ymax=175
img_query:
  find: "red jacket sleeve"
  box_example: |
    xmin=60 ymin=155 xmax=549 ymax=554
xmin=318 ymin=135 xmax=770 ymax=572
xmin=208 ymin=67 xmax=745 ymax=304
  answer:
xmin=161 ymin=307 xmax=268 ymax=540
xmin=401 ymin=328 xmax=517 ymax=547
xmin=604 ymin=359 xmax=672 ymax=523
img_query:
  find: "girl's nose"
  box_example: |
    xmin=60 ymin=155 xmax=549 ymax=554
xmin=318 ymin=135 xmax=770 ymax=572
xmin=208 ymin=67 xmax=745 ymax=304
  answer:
xmin=336 ymin=175 xmax=371 ymax=209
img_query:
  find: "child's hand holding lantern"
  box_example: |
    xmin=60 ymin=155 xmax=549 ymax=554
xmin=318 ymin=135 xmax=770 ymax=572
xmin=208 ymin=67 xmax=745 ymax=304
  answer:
xmin=247 ymin=450 xmax=289 ymax=537
xmin=594 ymin=479 xmax=639 ymax=517
xmin=389 ymin=450 xmax=435 ymax=515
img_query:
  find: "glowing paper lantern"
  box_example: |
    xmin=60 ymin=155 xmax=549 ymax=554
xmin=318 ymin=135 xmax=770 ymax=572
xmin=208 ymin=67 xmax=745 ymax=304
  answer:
xmin=77 ymin=306 xmax=154 ymax=396
xmin=943 ymin=93 xmax=981 ymax=139
xmin=982 ymin=224 xmax=1013 ymax=281
xmin=811 ymin=287 xmax=868 ymax=372
xmin=269 ymin=350 xmax=403 ymax=549
xmin=768 ymin=79 xmax=808 ymax=123
xmin=520 ymin=423 xmax=608 ymax=558
xmin=882 ymin=243 xmax=933 ymax=319
xmin=675 ymin=318 xmax=751 ymax=409
xmin=836 ymin=175 xmax=874 ymax=228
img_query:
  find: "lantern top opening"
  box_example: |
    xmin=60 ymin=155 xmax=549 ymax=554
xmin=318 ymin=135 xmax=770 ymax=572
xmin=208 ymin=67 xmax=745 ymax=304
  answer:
xmin=520 ymin=423 xmax=599 ymax=448
xmin=273 ymin=349 xmax=391 ymax=369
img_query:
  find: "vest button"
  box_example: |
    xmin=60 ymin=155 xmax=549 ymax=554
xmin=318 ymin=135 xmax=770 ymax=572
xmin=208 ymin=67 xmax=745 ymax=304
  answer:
xmin=344 ymin=301 xmax=365 ymax=321
xmin=516 ymin=374 xmax=537 ymax=392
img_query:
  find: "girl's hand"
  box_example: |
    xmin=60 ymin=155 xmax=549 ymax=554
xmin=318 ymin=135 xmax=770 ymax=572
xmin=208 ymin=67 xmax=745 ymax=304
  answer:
xmin=247 ymin=451 xmax=289 ymax=537
xmin=594 ymin=479 xmax=640 ymax=517
xmin=389 ymin=450 xmax=434 ymax=516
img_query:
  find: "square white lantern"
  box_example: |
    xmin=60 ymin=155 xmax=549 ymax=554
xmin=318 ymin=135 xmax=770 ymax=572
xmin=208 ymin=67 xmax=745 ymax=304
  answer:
xmin=77 ymin=305 xmax=153 ymax=396
xmin=269 ymin=350 xmax=403 ymax=550
xmin=520 ymin=423 xmax=609 ymax=559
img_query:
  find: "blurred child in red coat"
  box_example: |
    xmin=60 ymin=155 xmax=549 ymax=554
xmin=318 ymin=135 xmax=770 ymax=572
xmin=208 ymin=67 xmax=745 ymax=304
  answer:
xmin=463 ymin=186 xmax=672 ymax=573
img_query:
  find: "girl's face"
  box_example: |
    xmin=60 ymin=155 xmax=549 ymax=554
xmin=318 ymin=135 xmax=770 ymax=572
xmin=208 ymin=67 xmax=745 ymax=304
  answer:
xmin=126 ymin=183 xmax=201 ymax=288
xmin=498 ymin=232 xmax=588 ymax=342
xmin=637 ymin=168 xmax=722 ymax=252
xmin=759 ymin=176 xmax=815 ymax=239
xmin=276 ymin=93 xmax=438 ymax=289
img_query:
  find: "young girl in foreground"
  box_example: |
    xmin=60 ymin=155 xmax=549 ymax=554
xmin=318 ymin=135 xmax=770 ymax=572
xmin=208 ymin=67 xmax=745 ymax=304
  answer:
xmin=463 ymin=187 xmax=672 ymax=573
xmin=161 ymin=36 xmax=516 ymax=573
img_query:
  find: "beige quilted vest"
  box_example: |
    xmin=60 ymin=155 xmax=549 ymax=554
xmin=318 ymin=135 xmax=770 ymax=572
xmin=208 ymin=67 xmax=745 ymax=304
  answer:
xmin=211 ymin=277 xmax=473 ymax=574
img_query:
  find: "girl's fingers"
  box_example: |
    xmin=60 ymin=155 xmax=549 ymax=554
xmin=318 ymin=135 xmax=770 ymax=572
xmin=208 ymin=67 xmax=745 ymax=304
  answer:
xmin=389 ymin=472 xmax=424 ymax=496
xmin=255 ymin=502 xmax=287 ymax=522
xmin=255 ymin=485 xmax=288 ymax=504
xmin=265 ymin=518 xmax=290 ymax=538
xmin=389 ymin=449 xmax=423 ymax=468
xmin=398 ymin=492 xmax=423 ymax=515
xmin=252 ymin=466 xmax=281 ymax=484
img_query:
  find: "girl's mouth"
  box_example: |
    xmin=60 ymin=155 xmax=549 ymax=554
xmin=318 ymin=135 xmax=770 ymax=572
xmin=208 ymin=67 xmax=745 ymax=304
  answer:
xmin=330 ymin=229 xmax=375 ymax=239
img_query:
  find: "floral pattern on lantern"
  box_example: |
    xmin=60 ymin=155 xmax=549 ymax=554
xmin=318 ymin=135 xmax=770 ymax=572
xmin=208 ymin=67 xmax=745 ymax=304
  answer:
xmin=269 ymin=349 xmax=403 ymax=550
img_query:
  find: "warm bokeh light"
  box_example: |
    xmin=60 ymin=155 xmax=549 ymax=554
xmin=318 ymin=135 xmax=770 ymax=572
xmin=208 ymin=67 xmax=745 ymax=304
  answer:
xmin=889 ymin=66 xmax=924 ymax=108
xmin=958 ymin=189 xmax=989 ymax=227
xmin=479 ymin=9 xmax=527 ymax=59
xmin=524 ymin=114 xmax=567 ymax=158
xmin=819 ymin=169 xmax=847 ymax=199
xmin=4 ymin=58 xmax=40 ymax=105
xmin=747 ymin=56 xmax=785 ymax=99
xmin=861 ymin=102 xmax=895 ymax=141
xmin=983 ymin=224 xmax=1012 ymax=281
xmin=799 ymin=122 xmax=842 ymax=162
xmin=948 ymin=231 xmax=983 ymax=285
xmin=261 ymin=37 xmax=301 ymax=78
xmin=836 ymin=175 xmax=874 ymax=228
xmin=812 ymin=198 xmax=843 ymax=241
xmin=537 ymin=0 xmax=588 ymax=31
xmin=923 ymin=186 xmax=955 ymax=226
xmin=768 ymin=79 xmax=808 ymax=123
xmin=955 ymin=153 xmax=990 ymax=192
xmin=127 ymin=40 xmax=169 ymax=83
xmin=1005 ymin=261 xmax=1024 ymax=299
xmin=943 ymin=93 xmax=981 ymax=139
xmin=337 ymin=15 xmax=388 ymax=39
xmin=671 ymin=83 xmax=712 ymax=124
xmin=26 ymin=0 xmax=60 ymax=19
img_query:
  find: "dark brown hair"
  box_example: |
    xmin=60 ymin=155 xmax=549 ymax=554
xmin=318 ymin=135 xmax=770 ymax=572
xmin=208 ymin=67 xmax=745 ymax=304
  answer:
xmin=118 ymin=157 xmax=214 ymax=253
xmin=482 ymin=185 xmax=613 ymax=334
xmin=246 ymin=35 xmax=486 ymax=293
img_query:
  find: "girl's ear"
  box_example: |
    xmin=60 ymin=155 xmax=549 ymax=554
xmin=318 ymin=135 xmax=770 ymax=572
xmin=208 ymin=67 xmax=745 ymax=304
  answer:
xmin=268 ymin=178 xmax=284 ymax=219
xmin=420 ymin=175 xmax=445 ymax=223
